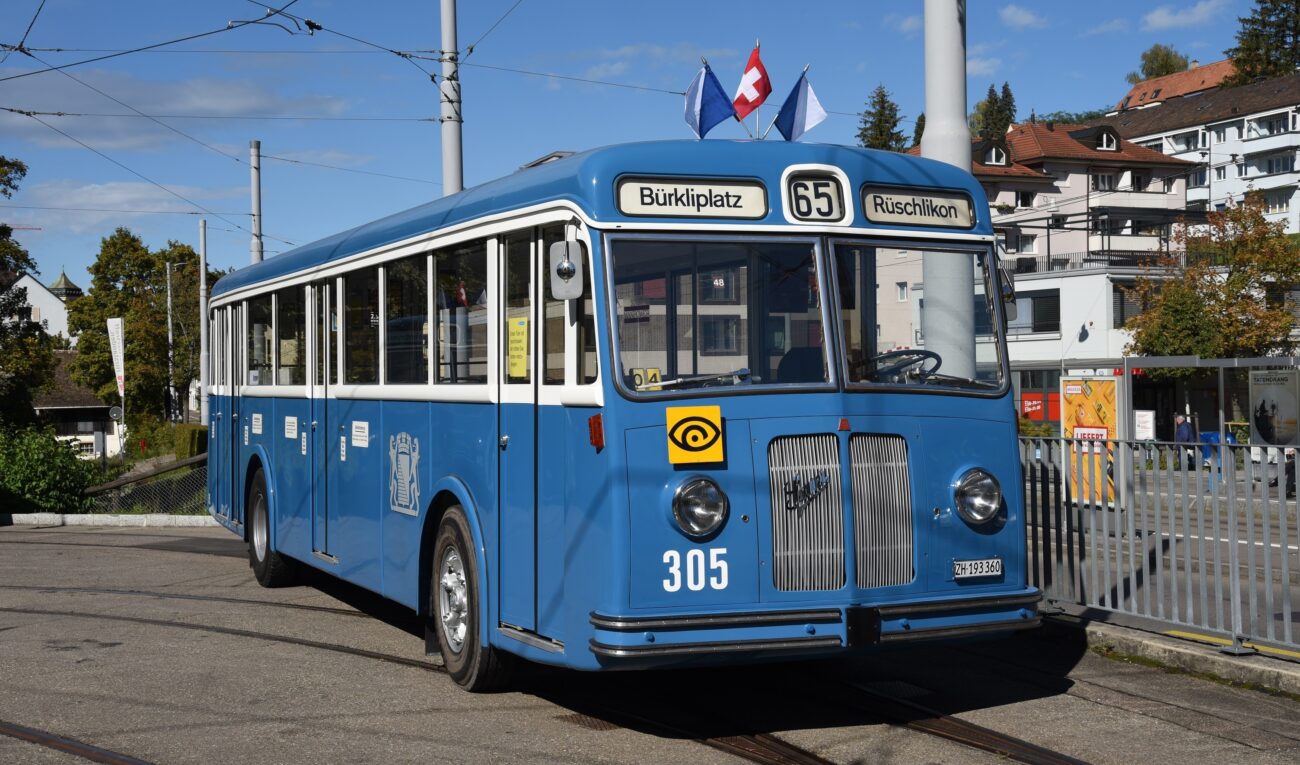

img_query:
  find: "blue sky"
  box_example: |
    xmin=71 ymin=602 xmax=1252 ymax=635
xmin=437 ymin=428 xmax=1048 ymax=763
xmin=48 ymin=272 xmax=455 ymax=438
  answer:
xmin=0 ymin=0 xmax=1250 ymax=289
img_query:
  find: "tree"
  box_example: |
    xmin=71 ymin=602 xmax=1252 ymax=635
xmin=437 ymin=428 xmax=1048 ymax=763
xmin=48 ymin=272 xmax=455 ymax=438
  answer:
xmin=911 ymin=112 xmax=925 ymax=147
xmin=1225 ymin=0 xmax=1300 ymax=85
xmin=1125 ymin=192 xmax=1300 ymax=364
xmin=0 ymin=226 xmax=57 ymax=424
xmin=1038 ymin=107 xmax=1112 ymax=124
xmin=970 ymin=82 xmax=1017 ymax=139
xmin=67 ymin=228 xmax=206 ymax=431
xmin=857 ymin=85 xmax=908 ymax=152
xmin=1 ymin=156 xmax=27 ymax=199
xmin=1125 ymin=44 xmax=1189 ymax=85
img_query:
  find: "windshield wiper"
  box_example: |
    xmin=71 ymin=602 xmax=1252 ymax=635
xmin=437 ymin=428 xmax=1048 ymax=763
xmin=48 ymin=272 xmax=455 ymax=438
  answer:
xmin=638 ymin=368 xmax=751 ymax=391
xmin=916 ymin=372 xmax=1001 ymax=388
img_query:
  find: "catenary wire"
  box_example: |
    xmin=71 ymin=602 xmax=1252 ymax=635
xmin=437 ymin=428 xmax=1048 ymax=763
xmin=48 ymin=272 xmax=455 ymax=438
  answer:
xmin=242 ymin=1 xmax=435 ymax=79
xmin=0 ymin=0 xmax=301 ymax=83
xmin=463 ymin=0 xmax=526 ymax=59
xmin=0 ymin=0 xmax=46 ymax=66
xmin=2 ymin=106 xmax=438 ymax=123
xmin=262 ymin=154 xmax=439 ymax=185
xmin=0 ymin=203 xmax=249 ymax=216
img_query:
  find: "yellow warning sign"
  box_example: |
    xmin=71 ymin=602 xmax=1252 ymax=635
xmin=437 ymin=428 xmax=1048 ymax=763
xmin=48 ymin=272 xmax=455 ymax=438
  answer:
xmin=666 ymin=405 xmax=724 ymax=464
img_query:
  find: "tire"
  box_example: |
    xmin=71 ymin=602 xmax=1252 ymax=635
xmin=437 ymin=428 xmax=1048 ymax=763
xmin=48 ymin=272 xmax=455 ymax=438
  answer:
xmin=432 ymin=506 xmax=513 ymax=691
xmin=247 ymin=468 xmax=298 ymax=588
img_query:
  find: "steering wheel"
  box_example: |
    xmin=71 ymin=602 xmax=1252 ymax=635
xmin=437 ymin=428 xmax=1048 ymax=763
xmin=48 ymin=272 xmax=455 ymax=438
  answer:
xmin=868 ymin=349 xmax=942 ymax=379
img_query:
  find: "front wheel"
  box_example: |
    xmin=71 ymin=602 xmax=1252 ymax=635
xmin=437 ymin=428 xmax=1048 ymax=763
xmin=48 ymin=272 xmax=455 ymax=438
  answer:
xmin=247 ymin=468 xmax=298 ymax=588
xmin=432 ymin=506 xmax=513 ymax=691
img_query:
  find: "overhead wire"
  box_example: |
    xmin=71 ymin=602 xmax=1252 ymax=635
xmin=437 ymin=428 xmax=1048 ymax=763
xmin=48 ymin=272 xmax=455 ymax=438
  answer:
xmin=0 ymin=0 xmax=301 ymax=83
xmin=0 ymin=203 xmax=249 ymax=216
xmin=262 ymin=154 xmax=439 ymax=185
xmin=0 ymin=0 xmax=46 ymax=66
xmin=463 ymin=0 xmax=526 ymax=59
xmin=242 ymin=1 xmax=436 ymax=79
xmin=1 ymin=106 xmax=437 ymax=123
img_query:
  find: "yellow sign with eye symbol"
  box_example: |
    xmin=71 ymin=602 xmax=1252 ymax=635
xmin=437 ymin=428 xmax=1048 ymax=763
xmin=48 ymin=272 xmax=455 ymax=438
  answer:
xmin=666 ymin=406 xmax=724 ymax=464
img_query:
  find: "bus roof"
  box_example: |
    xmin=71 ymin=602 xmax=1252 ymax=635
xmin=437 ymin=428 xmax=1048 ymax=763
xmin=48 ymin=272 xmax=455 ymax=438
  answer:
xmin=211 ymin=140 xmax=990 ymax=298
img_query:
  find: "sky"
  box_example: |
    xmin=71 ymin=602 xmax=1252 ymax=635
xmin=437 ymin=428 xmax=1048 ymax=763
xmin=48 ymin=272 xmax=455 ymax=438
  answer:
xmin=0 ymin=0 xmax=1253 ymax=292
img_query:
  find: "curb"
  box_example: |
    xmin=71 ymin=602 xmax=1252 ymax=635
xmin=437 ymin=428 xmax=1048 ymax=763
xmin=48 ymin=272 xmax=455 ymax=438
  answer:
xmin=1 ymin=513 xmax=219 ymax=528
xmin=1053 ymin=617 xmax=1300 ymax=696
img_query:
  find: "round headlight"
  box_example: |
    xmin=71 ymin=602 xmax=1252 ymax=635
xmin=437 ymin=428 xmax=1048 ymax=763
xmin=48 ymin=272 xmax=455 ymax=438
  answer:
xmin=954 ymin=469 xmax=1001 ymax=525
xmin=673 ymin=477 xmax=729 ymax=538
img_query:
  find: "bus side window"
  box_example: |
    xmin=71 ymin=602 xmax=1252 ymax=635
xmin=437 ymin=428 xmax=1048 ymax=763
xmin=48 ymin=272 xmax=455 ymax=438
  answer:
xmin=541 ymin=225 xmax=598 ymax=386
xmin=434 ymin=239 xmax=489 ymax=384
xmin=276 ymin=286 xmax=307 ymax=385
xmin=344 ymin=267 xmax=380 ymax=384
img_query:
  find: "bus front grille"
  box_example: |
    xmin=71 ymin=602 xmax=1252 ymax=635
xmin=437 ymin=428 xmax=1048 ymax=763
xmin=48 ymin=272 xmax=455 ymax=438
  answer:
xmin=768 ymin=434 xmax=845 ymax=591
xmin=849 ymin=435 xmax=914 ymax=588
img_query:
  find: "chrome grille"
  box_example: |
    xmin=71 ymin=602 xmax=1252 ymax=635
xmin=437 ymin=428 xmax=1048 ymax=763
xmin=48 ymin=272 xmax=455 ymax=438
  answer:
xmin=768 ymin=434 xmax=844 ymax=591
xmin=850 ymin=434 xmax=914 ymax=588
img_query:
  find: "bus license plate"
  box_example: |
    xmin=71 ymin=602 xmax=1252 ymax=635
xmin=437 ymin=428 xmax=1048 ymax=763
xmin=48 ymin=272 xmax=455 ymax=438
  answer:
xmin=953 ymin=558 xmax=1002 ymax=579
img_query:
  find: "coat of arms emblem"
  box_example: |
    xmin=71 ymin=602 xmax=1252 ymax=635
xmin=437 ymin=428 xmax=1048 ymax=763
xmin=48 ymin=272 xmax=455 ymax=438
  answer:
xmin=389 ymin=432 xmax=420 ymax=514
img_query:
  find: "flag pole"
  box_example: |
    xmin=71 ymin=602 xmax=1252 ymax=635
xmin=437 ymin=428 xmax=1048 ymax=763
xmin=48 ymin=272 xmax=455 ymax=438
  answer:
xmin=761 ymin=64 xmax=809 ymax=141
xmin=753 ymin=39 xmax=761 ymax=140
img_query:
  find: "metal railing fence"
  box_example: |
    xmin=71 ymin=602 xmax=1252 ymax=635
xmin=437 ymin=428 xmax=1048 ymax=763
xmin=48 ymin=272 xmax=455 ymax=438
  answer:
xmin=84 ymin=454 xmax=208 ymax=515
xmin=1021 ymin=437 xmax=1298 ymax=655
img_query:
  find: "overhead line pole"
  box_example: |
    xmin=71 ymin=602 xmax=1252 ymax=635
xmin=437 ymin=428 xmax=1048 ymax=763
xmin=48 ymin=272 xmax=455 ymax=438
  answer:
xmin=440 ymin=0 xmax=463 ymax=195
xmin=200 ymin=219 xmax=210 ymax=427
xmin=250 ymin=139 xmax=264 ymax=263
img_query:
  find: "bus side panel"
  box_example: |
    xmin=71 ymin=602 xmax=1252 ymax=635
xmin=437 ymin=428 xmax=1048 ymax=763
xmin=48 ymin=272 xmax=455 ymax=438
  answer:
xmin=275 ymin=398 xmax=314 ymax=563
xmin=377 ymin=399 xmax=435 ymax=606
xmin=328 ymin=398 xmax=383 ymax=592
xmin=380 ymin=401 xmax=498 ymax=612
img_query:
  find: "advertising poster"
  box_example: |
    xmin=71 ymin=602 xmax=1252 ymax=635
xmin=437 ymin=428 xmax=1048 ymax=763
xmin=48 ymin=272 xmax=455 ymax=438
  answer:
xmin=1061 ymin=377 xmax=1117 ymax=503
xmin=1248 ymin=370 xmax=1299 ymax=447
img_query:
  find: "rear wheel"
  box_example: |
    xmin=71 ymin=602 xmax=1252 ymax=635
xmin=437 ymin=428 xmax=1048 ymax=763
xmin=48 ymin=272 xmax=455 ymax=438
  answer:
xmin=248 ymin=468 xmax=298 ymax=587
xmin=432 ymin=506 xmax=513 ymax=691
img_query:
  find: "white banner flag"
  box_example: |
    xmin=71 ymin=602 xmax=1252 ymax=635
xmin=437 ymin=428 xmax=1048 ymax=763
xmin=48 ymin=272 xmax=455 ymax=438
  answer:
xmin=107 ymin=317 xmax=125 ymax=399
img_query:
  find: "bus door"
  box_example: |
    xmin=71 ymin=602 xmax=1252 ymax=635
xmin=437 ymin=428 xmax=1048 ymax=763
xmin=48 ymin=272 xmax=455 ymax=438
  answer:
xmin=228 ymin=304 xmax=244 ymax=527
xmin=212 ymin=307 xmax=232 ymax=520
xmin=310 ymin=279 xmax=337 ymax=559
xmin=498 ymin=232 xmax=537 ymax=631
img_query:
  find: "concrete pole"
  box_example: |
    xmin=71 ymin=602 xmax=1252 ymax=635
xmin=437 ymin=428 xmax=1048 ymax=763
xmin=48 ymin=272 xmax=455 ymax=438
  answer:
xmin=199 ymin=219 xmax=210 ymax=427
xmin=920 ymin=0 xmax=976 ymax=378
xmin=440 ymin=0 xmax=463 ymax=195
xmin=250 ymin=139 xmax=264 ymax=264
xmin=166 ymin=261 xmax=175 ymax=422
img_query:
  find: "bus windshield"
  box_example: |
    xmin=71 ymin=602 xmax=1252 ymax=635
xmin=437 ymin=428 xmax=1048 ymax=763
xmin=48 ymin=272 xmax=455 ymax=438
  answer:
xmin=610 ymin=237 xmax=1005 ymax=395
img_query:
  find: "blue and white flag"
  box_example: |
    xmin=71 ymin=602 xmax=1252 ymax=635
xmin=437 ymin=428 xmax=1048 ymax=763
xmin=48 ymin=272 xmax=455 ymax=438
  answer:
xmin=684 ymin=64 xmax=736 ymax=139
xmin=772 ymin=72 xmax=827 ymax=142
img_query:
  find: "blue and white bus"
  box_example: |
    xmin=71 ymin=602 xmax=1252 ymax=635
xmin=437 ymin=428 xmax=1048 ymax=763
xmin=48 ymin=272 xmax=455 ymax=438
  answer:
xmin=207 ymin=140 xmax=1040 ymax=690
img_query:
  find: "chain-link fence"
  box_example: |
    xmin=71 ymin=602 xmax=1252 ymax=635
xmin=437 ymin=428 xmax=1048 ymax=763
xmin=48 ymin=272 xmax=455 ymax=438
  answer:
xmin=84 ymin=454 xmax=208 ymax=515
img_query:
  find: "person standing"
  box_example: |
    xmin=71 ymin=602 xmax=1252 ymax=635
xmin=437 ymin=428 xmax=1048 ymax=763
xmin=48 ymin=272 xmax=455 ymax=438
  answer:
xmin=1174 ymin=415 xmax=1195 ymax=469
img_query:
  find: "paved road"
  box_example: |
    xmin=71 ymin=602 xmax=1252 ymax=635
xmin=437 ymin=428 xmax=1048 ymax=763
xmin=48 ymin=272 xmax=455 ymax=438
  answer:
xmin=0 ymin=525 xmax=1297 ymax=764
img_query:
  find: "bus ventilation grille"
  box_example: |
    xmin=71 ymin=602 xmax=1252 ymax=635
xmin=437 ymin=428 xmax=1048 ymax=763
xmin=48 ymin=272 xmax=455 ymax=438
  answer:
xmin=849 ymin=434 xmax=914 ymax=588
xmin=768 ymin=434 xmax=846 ymax=591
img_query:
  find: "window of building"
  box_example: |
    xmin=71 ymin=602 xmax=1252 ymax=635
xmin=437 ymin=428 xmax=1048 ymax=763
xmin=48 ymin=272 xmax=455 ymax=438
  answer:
xmin=985 ymin=146 xmax=1007 ymax=165
xmin=1198 ymin=130 xmax=1208 ymax=148
xmin=1190 ymin=169 xmax=1208 ymax=187
xmin=1261 ymin=114 xmax=1288 ymax=136
xmin=1091 ymin=172 xmax=1116 ymax=191
xmin=1050 ymin=215 xmax=1068 ymax=230
xmin=246 ymin=294 xmax=272 ymax=386
xmin=1266 ymin=154 xmax=1295 ymax=175
xmin=1266 ymin=191 xmax=1291 ymax=214
xmin=1112 ymin=283 xmax=1144 ymax=328
xmin=1163 ymin=177 xmax=1175 ymax=193
xmin=386 ymin=253 xmax=430 ymax=384
xmin=700 ymin=315 xmax=742 ymax=356
xmin=1213 ymin=127 xmax=1226 ymax=143
xmin=1005 ymin=289 xmax=1061 ymax=335
xmin=1098 ymin=132 xmax=1117 ymax=151
xmin=275 ymin=286 xmax=306 ymax=385
xmin=1215 ymin=165 xmax=1227 ymax=181
xmin=896 ymin=281 xmax=908 ymax=302
xmin=1131 ymin=172 xmax=1150 ymax=192
xmin=434 ymin=240 xmax=489 ymax=384
xmin=1237 ymin=162 xmax=1248 ymax=177
xmin=1016 ymin=190 xmax=1035 ymax=208
xmin=343 ymin=267 xmax=380 ymax=384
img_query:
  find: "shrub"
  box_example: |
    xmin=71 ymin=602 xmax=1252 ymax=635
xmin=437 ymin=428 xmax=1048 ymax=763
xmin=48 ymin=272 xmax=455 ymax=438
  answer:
xmin=1018 ymin=417 xmax=1057 ymax=438
xmin=0 ymin=427 xmax=98 ymax=512
xmin=174 ymin=424 xmax=208 ymax=460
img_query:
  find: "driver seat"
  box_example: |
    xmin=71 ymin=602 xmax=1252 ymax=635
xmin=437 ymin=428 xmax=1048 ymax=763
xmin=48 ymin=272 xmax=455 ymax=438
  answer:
xmin=776 ymin=346 xmax=824 ymax=383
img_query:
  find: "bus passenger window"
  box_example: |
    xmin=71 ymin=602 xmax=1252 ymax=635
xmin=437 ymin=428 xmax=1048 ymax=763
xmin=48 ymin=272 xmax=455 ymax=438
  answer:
xmin=344 ymin=268 xmax=379 ymax=384
xmin=434 ymin=240 xmax=488 ymax=384
xmin=276 ymin=286 xmax=306 ymax=385
xmin=577 ymin=249 xmax=598 ymax=385
xmin=246 ymin=295 xmax=272 ymax=386
xmin=385 ymin=255 xmax=430 ymax=384
xmin=542 ymin=226 xmax=565 ymax=385
xmin=502 ymin=233 xmax=531 ymax=384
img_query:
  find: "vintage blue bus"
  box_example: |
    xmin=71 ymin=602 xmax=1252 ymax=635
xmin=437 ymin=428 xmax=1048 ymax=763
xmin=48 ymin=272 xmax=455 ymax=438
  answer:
xmin=207 ymin=140 xmax=1040 ymax=690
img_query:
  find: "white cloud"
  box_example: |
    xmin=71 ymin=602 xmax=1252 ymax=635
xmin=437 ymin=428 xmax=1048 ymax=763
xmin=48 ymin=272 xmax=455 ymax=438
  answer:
xmin=884 ymin=14 xmax=922 ymax=35
xmin=1142 ymin=0 xmax=1229 ymax=30
xmin=968 ymin=57 xmax=1002 ymax=76
xmin=999 ymin=4 xmax=1046 ymax=29
xmin=19 ymin=180 xmax=243 ymax=234
xmin=584 ymin=61 xmax=630 ymax=81
xmin=266 ymin=149 xmax=376 ymax=168
xmin=1084 ymin=18 xmax=1129 ymax=36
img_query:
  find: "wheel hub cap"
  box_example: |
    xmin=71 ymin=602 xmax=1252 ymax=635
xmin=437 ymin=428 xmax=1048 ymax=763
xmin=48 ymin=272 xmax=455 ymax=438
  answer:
xmin=438 ymin=549 xmax=469 ymax=653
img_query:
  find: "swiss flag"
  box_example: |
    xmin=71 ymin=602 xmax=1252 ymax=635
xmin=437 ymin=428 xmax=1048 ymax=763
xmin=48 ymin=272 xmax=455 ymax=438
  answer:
xmin=732 ymin=46 xmax=771 ymax=120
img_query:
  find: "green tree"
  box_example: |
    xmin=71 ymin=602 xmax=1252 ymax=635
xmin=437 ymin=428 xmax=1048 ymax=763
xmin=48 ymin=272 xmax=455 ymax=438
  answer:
xmin=1225 ymin=0 xmax=1300 ymax=85
xmin=857 ymin=84 xmax=908 ymax=152
xmin=67 ymin=228 xmax=206 ymax=430
xmin=1038 ymin=107 xmax=1112 ymax=124
xmin=1 ymin=156 xmax=27 ymax=199
xmin=1125 ymin=192 xmax=1300 ymax=364
xmin=970 ymin=82 xmax=1017 ymax=139
xmin=1125 ymin=44 xmax=1189 ymax=84
xmin=911 ymin=112 xmax=925 ymax=147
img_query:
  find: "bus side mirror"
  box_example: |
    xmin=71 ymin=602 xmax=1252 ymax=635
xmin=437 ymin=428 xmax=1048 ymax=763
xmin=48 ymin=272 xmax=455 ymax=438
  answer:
xmin=549 ymin=241 xmax=584 ymax=301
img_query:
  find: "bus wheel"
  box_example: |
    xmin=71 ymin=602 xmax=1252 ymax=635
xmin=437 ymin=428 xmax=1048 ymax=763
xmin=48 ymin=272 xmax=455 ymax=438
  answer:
xmin=432 ymin=506 xmax=513 ymax=691
xmin=247 ymin=468 xmax=297 ymax=588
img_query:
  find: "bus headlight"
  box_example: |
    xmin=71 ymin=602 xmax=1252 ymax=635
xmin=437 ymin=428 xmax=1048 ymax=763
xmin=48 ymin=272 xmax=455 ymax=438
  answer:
xmin=954 ymin=469 xmax=1001 ymax=525
xmin=673 ymin=477 xmax=729 ymax=538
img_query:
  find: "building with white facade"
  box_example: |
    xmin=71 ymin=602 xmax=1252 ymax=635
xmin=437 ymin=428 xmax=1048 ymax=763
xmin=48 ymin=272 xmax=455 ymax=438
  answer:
xmin=3 ymin=270 xmax=81 ymax=344
xmin=1099 ymin=68 xmax=1300 ymax=233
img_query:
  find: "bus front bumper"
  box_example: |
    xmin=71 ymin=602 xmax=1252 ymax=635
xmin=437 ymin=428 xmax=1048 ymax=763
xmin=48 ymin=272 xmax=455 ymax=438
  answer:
xmin=588 ymin=590 xmax=1041 ymax=660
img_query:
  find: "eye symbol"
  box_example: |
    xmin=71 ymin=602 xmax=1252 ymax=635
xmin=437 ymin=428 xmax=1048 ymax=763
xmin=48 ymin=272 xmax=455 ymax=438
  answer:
xmin=669 ymin=416 xmax=721 ymax=453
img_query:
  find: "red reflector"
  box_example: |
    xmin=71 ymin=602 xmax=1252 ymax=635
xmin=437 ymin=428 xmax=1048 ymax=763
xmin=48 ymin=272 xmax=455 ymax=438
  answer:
xmin=838 ymin=418 xmax=851 ymax=432
xmin=588 ymin=414 xmax=605 ymax=451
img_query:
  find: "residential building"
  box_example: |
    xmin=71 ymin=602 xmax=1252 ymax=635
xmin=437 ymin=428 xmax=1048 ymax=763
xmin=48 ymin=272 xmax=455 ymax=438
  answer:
xmin=0 ymin=268 xmax=81 ymax=344
xmin=1112 ymin=59 xmax=1235 ymax=113
xmin=919 ymin=122 xmax=1195 ymax=430
xmin=32 ymin=349 xmax=121 ymax=458
xmin=1098 ymin=69 xmax=1300 ymax=233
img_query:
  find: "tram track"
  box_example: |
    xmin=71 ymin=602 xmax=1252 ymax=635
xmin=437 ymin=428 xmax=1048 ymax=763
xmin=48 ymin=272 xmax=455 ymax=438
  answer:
xmin=0 ymin=718 xmax=154 ymax=765
xmin=0 ymin=595 xmax=1090 ymax=765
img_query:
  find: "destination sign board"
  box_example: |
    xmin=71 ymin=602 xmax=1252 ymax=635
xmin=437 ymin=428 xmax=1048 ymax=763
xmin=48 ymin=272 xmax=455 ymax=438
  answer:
xmin=861 ymin=187 xmax=974 ymax=229
xmin=617 ymin=177 xmax=766 ymax=219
